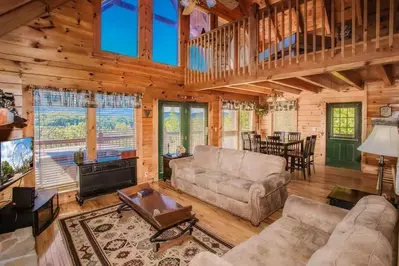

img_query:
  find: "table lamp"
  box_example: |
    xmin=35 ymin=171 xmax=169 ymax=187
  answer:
xmin=357 ymin=118 xmax=399 ymax=195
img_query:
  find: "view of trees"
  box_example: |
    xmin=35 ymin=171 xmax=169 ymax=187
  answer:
xmin=332 ymin=107 xmax=355 ymax=137
xmin=1 ymin=161 xmax=14 ymax=177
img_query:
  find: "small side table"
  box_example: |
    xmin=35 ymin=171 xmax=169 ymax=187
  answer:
xmin=327 ymin=186 xmax=374 ymax=210
xmin=162 ymin=153 xmax=193 ymax=181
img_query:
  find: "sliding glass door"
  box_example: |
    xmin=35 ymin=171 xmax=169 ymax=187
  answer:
xmin=158 ymin=101 xmax=208 ymax=179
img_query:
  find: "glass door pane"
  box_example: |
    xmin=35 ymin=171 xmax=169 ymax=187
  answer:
xmin=189 ymin=106 xmax=206 ymax=153
xmin=162 ymin=106 xmax=182 ymax=155
xmin=222 ymin=109 xmax=239 ymax=149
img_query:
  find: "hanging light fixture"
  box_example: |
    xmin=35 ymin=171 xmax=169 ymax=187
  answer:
xmin=205 ymin=0 xmax=217 ymax=8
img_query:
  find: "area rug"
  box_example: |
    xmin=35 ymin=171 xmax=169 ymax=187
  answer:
xmin=59 ymin=204 xmax=233 ymax=266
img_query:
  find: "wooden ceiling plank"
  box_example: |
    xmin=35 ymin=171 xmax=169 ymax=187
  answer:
xmin=0 ymin=0 xmax=69 ymax=37
xmin=252 ymin=81 xmax=302 ymax=95
xmin=297 ymin=74 xmax=341 ymax=91
xmin=238 ymin=0 xmax=250 ymax=16
xmin=375 ymin=64 xmax=395 ymax=87
xmin=0 ymin=0 xmax=32 ymax=16
xmin=330 ymin=71 xmax=364 ymax=90
xmin=228 ymin=84 xmax=272 ymax=94
xmin=197 ymin=2 xmax=242 ymax=21
xmin=212 ymin=87 xmax=264 ymax=96
xmin=267 ymin=78 xmax=322 ymax=93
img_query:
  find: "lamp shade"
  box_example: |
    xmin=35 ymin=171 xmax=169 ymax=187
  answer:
xmin=357 ymin=125 xmax=399 ymax=157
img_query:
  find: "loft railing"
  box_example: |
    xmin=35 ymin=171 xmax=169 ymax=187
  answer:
xmin=185 ymin=0 xmax=398 ymax=87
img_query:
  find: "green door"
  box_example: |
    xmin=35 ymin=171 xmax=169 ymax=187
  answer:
xmin=158 ymin=101 xmax=208 ymax=179
xmin=326 ymin=102 xmax=362 ymax=170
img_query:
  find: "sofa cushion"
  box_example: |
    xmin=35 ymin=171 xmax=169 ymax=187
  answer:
xmin=217 ymin=179 xmax=253 ymax=203
xmin=307 ymin=226 xmax=392 ymax=266
xmin=239 ymin=152 xmax=286 ymax=182
xmin=176 ymin=166 xmax=206 ymax=184
xmin=222 ymin=216 xmax=330 ymax=266
xmin=195 ymin=172 xmax=233 ymax=192
xmin=335 ymin=195 xmax=398 ymax=243
xmin=0 ymin=227 xmax=37 ymax=264
xmin=218 ymin=149 xmax=245 ymax=177
xmin=192 ymin=145 xmax=220 ymax=170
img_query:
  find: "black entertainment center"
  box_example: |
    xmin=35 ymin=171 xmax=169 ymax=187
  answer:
xmin=75 ymin=157 xmax=137 ymax=205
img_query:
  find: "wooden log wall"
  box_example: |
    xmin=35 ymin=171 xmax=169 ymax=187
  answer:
xmin=0 ymin=0 xmax=258 ymax=201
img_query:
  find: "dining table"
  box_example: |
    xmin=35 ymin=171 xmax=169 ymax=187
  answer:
xmin=261 ymin=138 xmax=304 ymax=169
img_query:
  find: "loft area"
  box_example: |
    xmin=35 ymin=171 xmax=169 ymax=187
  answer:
xmin=0 ymin=1 xmax=398 ymax=266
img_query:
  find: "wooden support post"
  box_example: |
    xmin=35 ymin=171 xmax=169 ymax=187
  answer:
xmin=139 ymin=0 xmax=153 ymax=60
xmin=363 ymin=0 xmax=367 ymax=53
xmin=86 ymin=108 xmax=97 ymax=161
xmin=248 ymin=3 xmax=259 ymax=76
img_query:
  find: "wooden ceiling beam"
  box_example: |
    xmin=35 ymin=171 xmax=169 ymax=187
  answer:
xmin=197 ymin=2 xmax=243 ymax=21
xmin=0 ymin=0 xmax=31 ymax=15
xmin=238 ymin=0 xmax=251 ymax=15
xmin=297 ymin=74 xmax=341 ymax=91
xmin=267 ymin=78 xmax=322 ymax=93
xmin=251 ymin=81 xmax=302 ymax=95
xmin=330 ymin=71 xmax=364 ymax=90
xmin=374 ymin=64 xmax=395 ymax=87
xmin=212 ymin=87 xmax=264 ymax=96
xmin=228 ymin=84 xmax=272 ymax=94
xmin=0 ymin=0 xmax=69 ymax=37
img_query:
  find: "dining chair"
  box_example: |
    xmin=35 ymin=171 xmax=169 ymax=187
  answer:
xmin=308 ymin=135 xmax=317 ymax=174
xmin=287 ymin=136 xmax=312 ymax=180
xmin=287 ymin=132 xmax=301 ymax=153
xmin=273 ymin=131 xmax=285 ymax=141
xmin=241 ymin=132 xmax=252 ymax=151
xmin=266 ymin=136 xmax=281 ymax=156
xmin=254 ymin=135 xmax=267 ymax=153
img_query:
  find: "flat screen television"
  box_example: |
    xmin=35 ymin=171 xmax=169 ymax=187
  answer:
xmin=0 ymin=137 xmax=34 ymax=184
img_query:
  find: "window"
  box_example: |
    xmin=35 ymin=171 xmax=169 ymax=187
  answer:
xmin=96 ymin=107 xmax=136 ymax=160
xmin=190 ymin=8 xmax=210 ymax=39
xmin=222 ymin=109 xmax=254 ymax=150
xmin=273 ymin=110 xmax=298 ymax=133
xmin=34 ymin=89 xmax=140 ymax=190
xmin=331 ymin=107 xmax=356 ymax=138
xmin=35 ymin=106 xmax=86 ymax=189
xmin=153 ymin=0 xmax=179 ymax=66
xmin=100 ymin=0 xmax=139 ymax=57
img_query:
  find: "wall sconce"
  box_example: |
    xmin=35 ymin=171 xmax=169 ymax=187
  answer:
xmin=144 ymin=109 xmax=151 ymax=118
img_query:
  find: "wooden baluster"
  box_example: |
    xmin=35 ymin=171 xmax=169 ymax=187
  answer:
xmin=224 ymin=27 xmax=227 ymax=79
xmin=186 ymin=41 xmax=189 ymax=84
xmin=322 ymin=0 xmax=325 ymax=61
xmin=234 ymin=22 xmax=238 ymax=76
xmin=304 ymin=0 xmax=308 ymax=63
xmin=211 ymin=31 xmax=214 ymax=81
xmin=352 ymin=0 xmax=355 ymax=56
xmin=207 ymin=33 xmax=210 ymax=81
xmin=218 ymin=29 xmax=221 ymax=79
xmin=389 ymin=0 xmax=394 ymax=48
xmin=281 ymin=1 xmax=285 ymax=67
xmin=363 ymin=0 xmax=367 ymax=53
xmin=341 ymin=0 xmax=344 ymax=58
xmin=262 ymin=10 xmax=265 ymax=70
xmin=376 ymin=0 xmax=380 ymax=51
xmin=200 ymin=35 xmax=204 ymax=83
xmin=269 ymin=7 xmax=272 ymax=68
xmin=313 ymin=0 xmax=316 ymax=62
xmin=243 ymin=18 xmax=247 ymax=75
xmin=274 ymin=5 xmax=278 ymax=68
xmin=331 ymin=0 xmax=335 ymax=58
xmin=238 ymin=21 xmax=241 ymax=76
xmin=296 ymin=0 xmax=299 ymax=64
xmin=289 ymin=0 xmax=292 ymax=65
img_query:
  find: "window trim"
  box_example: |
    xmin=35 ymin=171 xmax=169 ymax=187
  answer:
xmin=222 ymin=109 xmax=255 ymax=150
xmin=93 ymin=0 xmax=182 ymax=68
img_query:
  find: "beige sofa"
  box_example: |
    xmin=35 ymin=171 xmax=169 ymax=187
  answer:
xmin=170 ymin=145 xmax=290 ymax=225
xmin=190 ymin=195 xmax=399 ymax=266
xmin=0 ymin=227 xmax=38 ymax=266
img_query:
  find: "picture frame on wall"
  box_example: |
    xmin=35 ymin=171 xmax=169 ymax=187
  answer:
xmin=380 ymin=106 xmax=392 ymax=117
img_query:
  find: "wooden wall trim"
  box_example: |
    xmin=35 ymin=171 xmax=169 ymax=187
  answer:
xmin=86 ymin=107 xmax=97 ymax=161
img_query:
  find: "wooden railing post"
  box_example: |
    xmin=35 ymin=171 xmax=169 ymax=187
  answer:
xmin=248 ymin=3 xmax=259 ymax=77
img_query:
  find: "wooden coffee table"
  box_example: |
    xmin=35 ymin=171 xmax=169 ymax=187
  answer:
xmin=116 ymin=183 xmax=197 ymax=252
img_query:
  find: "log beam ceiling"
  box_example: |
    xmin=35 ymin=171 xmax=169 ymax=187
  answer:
xmin=374 ymin=64 xmax=395 ymax=87
xmin=330 ymin=71 xmax=364 ymax=90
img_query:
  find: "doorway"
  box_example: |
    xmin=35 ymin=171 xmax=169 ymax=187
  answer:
xmin=326 ymin=102 xmax=362 ymax=170
xmin=158 ymin=101 xmax=208 ymax=179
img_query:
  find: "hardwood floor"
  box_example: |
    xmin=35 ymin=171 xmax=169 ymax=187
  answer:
xmin=36 ymin=165 xmax=388 ymax=266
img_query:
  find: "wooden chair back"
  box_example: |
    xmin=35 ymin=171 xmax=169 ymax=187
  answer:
xmin=303 ymin=136 xmax=312 ymax=157
xmin=288 ymin=132 xmax=301 ymax=153
xmin=310 ymin=135 xmax=317 ymax=155
xmin=267 ymin=136 xmax=280 ymax=155
xmin=253 ymin=134 xmax=262 ymax=152
xmin=273 ymin=131 xmax=285 ymax=141
xmin=241 ymin=132 xmax=252 ymax=151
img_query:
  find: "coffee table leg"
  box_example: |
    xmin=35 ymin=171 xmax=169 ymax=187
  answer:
xmin=116 ymin=203 xmax=131 ymax=218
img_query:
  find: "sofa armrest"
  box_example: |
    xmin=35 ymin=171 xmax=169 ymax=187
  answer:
xmin=169 ymin=157 xmax=194 ymax=171
xmin=283 ymin=195 xmax=349 ymax=235
xmin=249 ymin=171 xmax=291 ymax=198
xmin=189 ymin=252 xmax=232 ymax=266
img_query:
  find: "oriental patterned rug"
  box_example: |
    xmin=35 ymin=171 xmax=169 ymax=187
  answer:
xmin=59 ymin=204 xmax=233 ymax=266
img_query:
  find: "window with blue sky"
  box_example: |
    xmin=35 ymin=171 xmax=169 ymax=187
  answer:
xmin=152 ymin=0 xmax=179 ymax=66
xmin=101 ymin=0 xmax=138 ymax=57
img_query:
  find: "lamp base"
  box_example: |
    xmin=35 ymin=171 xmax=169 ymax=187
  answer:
xmin=377 ymin=156 xmax=385 ymax=196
